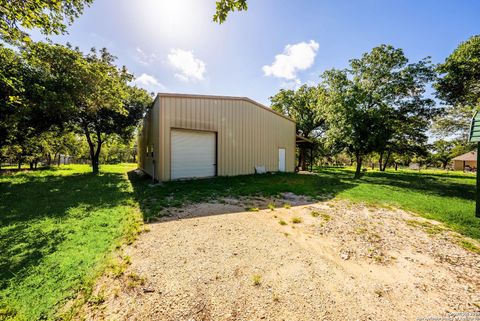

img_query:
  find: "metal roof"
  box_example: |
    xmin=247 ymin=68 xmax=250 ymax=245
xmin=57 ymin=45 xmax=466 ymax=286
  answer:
xmin=452 ymin=150 xmax=477 ymax=161
xmin=155 ymin=92 xmax=296 ymax=123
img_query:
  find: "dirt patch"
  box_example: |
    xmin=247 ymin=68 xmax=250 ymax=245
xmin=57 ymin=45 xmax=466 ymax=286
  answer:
xmin=81 ymin=198 xmax=480 ymax=321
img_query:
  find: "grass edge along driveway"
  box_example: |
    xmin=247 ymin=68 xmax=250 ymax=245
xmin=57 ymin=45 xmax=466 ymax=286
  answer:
xmin=0 ymin=164 xmax=141 ymax=321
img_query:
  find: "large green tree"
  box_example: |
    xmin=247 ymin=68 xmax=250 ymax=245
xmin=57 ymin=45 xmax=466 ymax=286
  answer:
xmin=270 ymin=85 xmax=326 ymax=169
xmin=0 ymin=0 xmax=94 ymax=43
xmin=0 ymin=45 xmax=25 ymax=150
xmin=270 ymin=85 xmax=326 ymax=138
xmin=24 ymin=42 xmax=152 ymax=173
xmin=435 ymin=35 xmax=480 ymax=139
xmin=321 ymin=45 xmax=436 ymax=178
xmin=431 ymin=139 xmax=456 ymax=169
xmin=0 ymin=44 xmax=57 ymax=167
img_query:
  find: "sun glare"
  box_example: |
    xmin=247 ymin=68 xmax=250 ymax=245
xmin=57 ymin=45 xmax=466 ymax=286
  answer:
xmin=127 ymin=0 xmax=211 ymax=43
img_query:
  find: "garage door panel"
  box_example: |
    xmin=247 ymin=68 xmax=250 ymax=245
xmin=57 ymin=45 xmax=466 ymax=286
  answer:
xmin=171 ymin=130 xmax=216 ymax=179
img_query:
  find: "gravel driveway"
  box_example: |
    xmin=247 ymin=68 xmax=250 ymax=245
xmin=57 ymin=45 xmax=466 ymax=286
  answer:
xmin=82 ymin=197 xmax=480 ymax=321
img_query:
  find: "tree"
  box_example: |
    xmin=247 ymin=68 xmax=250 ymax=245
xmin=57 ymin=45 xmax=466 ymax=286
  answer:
xmin=270 ymin=85 xmax=326 ymax=169
xmin=0 ymin=45 xmax=56 ymax=168
xmin=100 ymin=137 xmax=136 ymax=164
xmin=39 ymin=129 xmax=85 ymax=165
xmin=431 ymin=140 xmax=456 ymax=169
xmin=378 ymin=104 xmax=432 ymax=171
xmin=435 ymin=35 xmax=480 ymax=139
xmin=0 ymin=45 xmax=26 ymax=151
xmin=321 ymin=68 xmax=388 ymax=178
xmin=321 ymin=45 xmax=436 ymax=178
xmin=0 ymin=0 xmax=94 ymax=43
xmin=24 ymin=42 xmax=152 ymax=173
xmin=213 ymin=0 xmax=247 ymax=23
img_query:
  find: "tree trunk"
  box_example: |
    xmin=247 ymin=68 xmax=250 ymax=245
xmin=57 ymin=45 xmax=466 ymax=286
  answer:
xmin=302 ymin=149 xmax=307 ymax=171
xmin=47 ymin=154 xmax=52 ymax=166
xmin=84 ymin=125 xmax=102 ymax=174
xmin=18 ymin=160 xmax=21 ymax=169
xmin=381 ymin=150 xmax=391 ymax=171
xmin=57 ymin=154 xmax=61 ymax=166
xmin=88 ymin=142 xmax=101 ymax=174
xmin=395 ymin=163 xmax=398 ymax=171
xmin=443 ymin=161 xmax=448 ymax=170
xmin=354 ymin=153 xmax=363 ymax=179
xmin=92 ymin=155 xmax=99 ymax=174
xmin=378 ymin=150 xmax=383 ymax=171
xmin=297 ymin=147 xmax=305 ymax=170
xmin=29 ymin=162 xmax=34 ymax=170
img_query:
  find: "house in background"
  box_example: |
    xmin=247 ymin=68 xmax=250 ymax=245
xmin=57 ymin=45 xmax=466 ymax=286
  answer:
xmin=138 ymin=93 xmax=296 ymax=181
xmin=452 ymin=150 xmax=477 ymax=171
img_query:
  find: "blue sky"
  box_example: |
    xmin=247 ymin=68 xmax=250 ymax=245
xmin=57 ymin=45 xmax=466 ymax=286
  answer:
xmin=33 ymin=0 xmax=480 ymax=105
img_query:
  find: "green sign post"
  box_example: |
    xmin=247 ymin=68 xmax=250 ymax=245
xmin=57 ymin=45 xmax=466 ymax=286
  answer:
xmin=469 ymin=111 xmax=480 ymax=218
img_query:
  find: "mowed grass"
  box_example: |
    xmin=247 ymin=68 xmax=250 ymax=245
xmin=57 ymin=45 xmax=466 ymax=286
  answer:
xmin=0 ymin=164 xmax=139 ymax=321
xmin=131 ymin=167 xmax=479 ymax=240
xmin=328 ymin=167 xmax=478 ymax=239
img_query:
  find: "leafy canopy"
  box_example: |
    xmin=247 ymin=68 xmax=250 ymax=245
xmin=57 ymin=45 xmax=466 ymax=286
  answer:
xmin=0 ymin=45 xmax=26 ymax=148
xmin=213 ymin=0 xmax=247 ymax=23
xmin=23 ymin=42 xmax=152 ymax=173
xmin=434 ymin=35 xmax=480 ymax=139
xmin=0 ymin=0 xmax=94 ymax=43
xmin=270 ymin=85 xmax=326 ymax=138
xmin=321 ymin=45 xmax=436 ymax=177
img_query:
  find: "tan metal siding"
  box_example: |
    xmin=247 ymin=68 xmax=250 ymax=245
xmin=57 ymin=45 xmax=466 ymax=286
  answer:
xmin=152 ymin=98 xmax=160 ymax=179
xmin=141 ymin=110 xmax=153 ymax=176
xmin=453 ymin=160 xmax=476 ymax=171
xmin=137 ymin=120 xmax=145 ymax=170
xmin=138 ymin=97 xmax=161 ymax=178
xmin=157 ymin=95 xmax=295 ymax=181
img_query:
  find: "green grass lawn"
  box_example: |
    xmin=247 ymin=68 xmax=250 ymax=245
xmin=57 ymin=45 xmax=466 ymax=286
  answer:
xmin=131 ymin=166 xmax=479 ymax=240
xmin=1 ymin=164 xmax=478 ymax=320
xmin=0 ymin=164 xmax=139 ymax=321
xmin=326 ymin=167 xmax=478 ymax=239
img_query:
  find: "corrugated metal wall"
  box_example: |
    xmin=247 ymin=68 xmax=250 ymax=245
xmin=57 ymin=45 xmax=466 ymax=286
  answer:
xmin=153 ymin=94 xmax=296 ymax=181
xmin=138 ymin=97 xmax=160 ymax=177
xmin=453 ymin=160 xmax=476 ymax=170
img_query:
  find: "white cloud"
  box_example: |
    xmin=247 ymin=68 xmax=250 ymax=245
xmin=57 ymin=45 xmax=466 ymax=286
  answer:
xmin=132 ymin=73 xmax=166 ymax=92
xmin=168 ymin=48 xmax=206 ymax=82
xmin=135 ymin=48 xmax=158 ymax=65
xmin=263 ymin=40 xmax=319 ymax=81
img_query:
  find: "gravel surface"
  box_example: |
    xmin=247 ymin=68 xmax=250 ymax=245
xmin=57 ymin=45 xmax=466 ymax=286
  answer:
xmin=81 ymin=197 xmax=480 ymax=321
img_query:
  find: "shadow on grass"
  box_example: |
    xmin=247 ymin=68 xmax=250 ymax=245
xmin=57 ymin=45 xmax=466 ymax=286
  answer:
xmin=127 ymin=170 xmax=357 ymax=222
xmin=319 ymin=167 xmax=475 ymax=201
xmin=0 ymin=166 xmax=52 ymax=174
xmin=0 ymin=171 xmax=130 ymax=290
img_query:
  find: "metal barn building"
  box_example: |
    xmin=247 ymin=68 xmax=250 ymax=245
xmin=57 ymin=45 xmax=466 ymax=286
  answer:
xmin=452 ymin=150 xmax=477 ymax=171
xmin=138 ymin=93 xmax=296 ymax=181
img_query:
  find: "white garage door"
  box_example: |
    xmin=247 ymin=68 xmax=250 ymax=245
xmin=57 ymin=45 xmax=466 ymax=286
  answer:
xmin=171 ymin=130 xmax=216 ymax=180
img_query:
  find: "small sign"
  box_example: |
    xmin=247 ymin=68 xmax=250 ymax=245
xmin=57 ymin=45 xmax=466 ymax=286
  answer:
xmin=469 ymin=111 xmax=480 ymax=143
xmin=471 ymin=111 xmax=480 ymax=218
